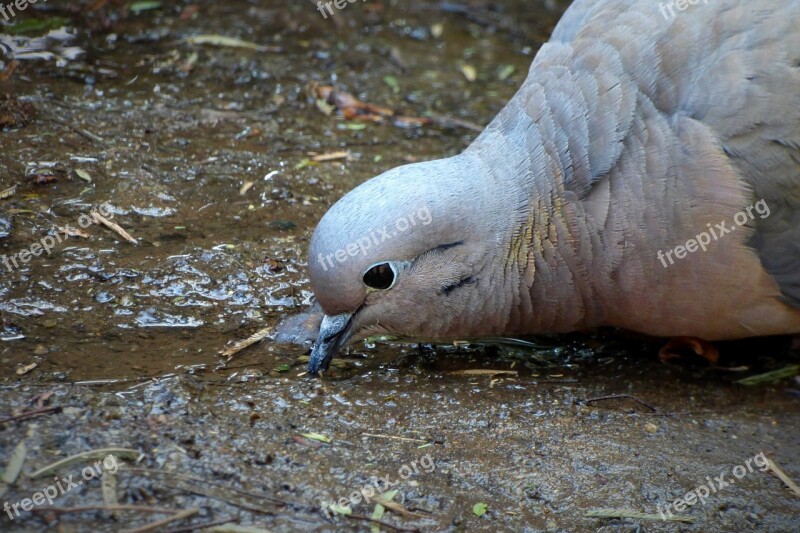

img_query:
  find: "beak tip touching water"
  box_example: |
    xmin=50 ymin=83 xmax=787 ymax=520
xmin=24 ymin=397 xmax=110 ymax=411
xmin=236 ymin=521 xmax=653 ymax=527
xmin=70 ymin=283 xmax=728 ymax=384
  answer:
xmin=307 ymin=313 xmax=353 ymax=375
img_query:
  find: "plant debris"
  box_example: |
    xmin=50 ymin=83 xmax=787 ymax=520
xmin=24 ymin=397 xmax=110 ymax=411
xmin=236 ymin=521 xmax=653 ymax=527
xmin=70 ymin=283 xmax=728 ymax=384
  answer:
xmin=586 ymin=509 xmax=694 ymax=522
xmin=736 ymin=365 xmax=800 ymax=386
xmin=0 ymin=94 xmax=35 ymax=129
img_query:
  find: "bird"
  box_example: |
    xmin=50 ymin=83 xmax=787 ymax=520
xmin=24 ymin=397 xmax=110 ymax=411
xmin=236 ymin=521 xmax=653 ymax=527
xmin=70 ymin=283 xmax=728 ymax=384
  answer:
xmin=305 ymin=0 xmax=800 ymax=374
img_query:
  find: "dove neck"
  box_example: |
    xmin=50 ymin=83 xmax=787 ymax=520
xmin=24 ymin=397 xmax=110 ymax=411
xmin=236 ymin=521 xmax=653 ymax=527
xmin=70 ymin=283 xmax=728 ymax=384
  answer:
xmin=463 ymin=129 xmax=607 ymax=334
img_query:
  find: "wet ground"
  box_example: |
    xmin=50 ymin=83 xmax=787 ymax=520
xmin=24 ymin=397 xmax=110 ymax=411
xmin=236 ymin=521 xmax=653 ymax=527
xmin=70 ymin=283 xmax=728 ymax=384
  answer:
xmin=1 ymin=1 xmax=798 ymax=531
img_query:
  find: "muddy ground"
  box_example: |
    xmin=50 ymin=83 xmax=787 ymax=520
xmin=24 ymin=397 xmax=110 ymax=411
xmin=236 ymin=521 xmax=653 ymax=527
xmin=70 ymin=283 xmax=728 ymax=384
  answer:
xmin=1 ymin=1 xmax=798 ymax=531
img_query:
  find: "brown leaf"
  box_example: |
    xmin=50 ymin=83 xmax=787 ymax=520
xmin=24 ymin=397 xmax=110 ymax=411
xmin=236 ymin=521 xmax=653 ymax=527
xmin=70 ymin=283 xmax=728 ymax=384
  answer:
xmin=16 ymin=362 xmax=38 ymax=375
xmin=310 ymin=83 xmax=393 ymax=122
xmin=659 ymin=337 xmax=719 ymax=364
xmin=0 ymin=94 xmax=35 ymax=129
xmin=32 ymin=173 xmax=57 ymax=185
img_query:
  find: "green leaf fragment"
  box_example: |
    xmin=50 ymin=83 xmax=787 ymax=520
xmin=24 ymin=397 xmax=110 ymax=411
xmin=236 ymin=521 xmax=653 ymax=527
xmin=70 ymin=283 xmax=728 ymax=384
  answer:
xmin=472 ymin=502 xmax=488 ymax=516
xmin=383 ymin=75 xmax=400 ymax=94
xmin=130 ymin=1 xmax=162 ymax=14
xmin=329 ymin=503 xmax=352 ymax=515
xmin=5 ymin=17 xmax=71 ymax=35
xmin=498 ymin=64 xmax=516 ymax=81
xmin=370 ymin=503 xmax=385 ymax=533
xmin=301 ymin=432 xmax=331 ymax=443
xmin=736 ymin=365 xmax=800 ymax=386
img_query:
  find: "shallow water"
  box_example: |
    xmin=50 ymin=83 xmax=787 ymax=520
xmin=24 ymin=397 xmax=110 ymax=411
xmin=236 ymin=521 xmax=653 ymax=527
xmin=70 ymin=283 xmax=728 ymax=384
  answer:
xmin=1 ymin=1 xmax=798 ymax=531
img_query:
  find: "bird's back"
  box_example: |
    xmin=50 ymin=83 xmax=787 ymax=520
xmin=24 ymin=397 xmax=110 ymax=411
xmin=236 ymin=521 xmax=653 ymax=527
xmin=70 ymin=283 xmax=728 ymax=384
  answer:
xmin=464 ymin=0 xmax=800 ymax=337
xmin=553 ymin=0 xmax=800 ymax=308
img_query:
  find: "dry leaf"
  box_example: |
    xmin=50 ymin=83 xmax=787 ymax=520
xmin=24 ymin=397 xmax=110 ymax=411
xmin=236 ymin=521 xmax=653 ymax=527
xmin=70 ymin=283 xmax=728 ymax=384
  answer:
xmin=16 ymin=362 xmax=37 ymax=375
xmin=460 ymin=64 xmax=477 ymax=82
xmin=74 ymin=169 xmax=92 ymax=183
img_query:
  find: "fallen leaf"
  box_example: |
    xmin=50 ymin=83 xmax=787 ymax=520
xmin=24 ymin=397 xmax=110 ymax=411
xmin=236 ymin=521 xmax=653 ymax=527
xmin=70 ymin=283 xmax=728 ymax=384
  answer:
xmin=370 ymin=502 xmax=386 ymax=533
xmin=32 ymin=173 xmax=57 ymax=185
xmin=373 ymin=490 xmax=426 ymax=518
xmin=472 ymin=502 xmax=488 ymax=516
xmin=16 ymin=362 xmax=37 ymax=375
xmin=383 ymin=75 xmax=400 ymax=94
xmin=74 ymin=169 xmax=92 ymax=183
xmin=130 ymin=1 xmax=161 ymax=14
xmin=329 ymin=503 xmax=352 ymax=516
xmin=300 ymin=432 xmax=331 ymax=443
xmin=659 ymin=337 xmax=719 ymax=364
xmin=736 ymin=365 xmax=800 ymax=386
xmin=310 ymin=83 xmax=393 ymax=121
xmin=294 ymin=158 xmax=317 ymax=170
xmin=0 ymin=185 xmax=16 ymax=199
xmin=498 ymin=64 xmax=516 ymax=81
xmin=460 ymin=64 xmax=477 ymax=82
xmin=0 ymin=441 xmax=26 ymax=499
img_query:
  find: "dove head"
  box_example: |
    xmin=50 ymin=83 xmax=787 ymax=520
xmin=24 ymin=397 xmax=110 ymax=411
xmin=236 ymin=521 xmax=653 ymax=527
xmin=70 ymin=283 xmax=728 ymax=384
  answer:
xmin=307 ymin=152 xmax=509 ymax=373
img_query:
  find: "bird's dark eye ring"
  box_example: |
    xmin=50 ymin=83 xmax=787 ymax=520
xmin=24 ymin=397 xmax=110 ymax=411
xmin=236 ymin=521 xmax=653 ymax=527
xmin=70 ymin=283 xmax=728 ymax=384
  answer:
xmin=363 ymin=262 xmax=396 ymax=290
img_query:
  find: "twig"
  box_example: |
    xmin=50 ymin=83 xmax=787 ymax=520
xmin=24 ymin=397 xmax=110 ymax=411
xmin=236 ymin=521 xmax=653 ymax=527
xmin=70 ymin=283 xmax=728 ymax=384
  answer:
xmin=0 ymin=406 xmax=62 ymax=425
xmin=30 ymin=448 xmax=141 ymax=478
xmin=586 ymin=509 xmax=693 ymax=523
xmin=49 ymin=117 xmax=110 ymax=147
xmin=120 ymin=508 xmax=199 ymax=533
xmin=344 ymin=513 xmax=421 ymax=532
xmin=123 ymin=467 xmax=295 ymax=508
xmin=92 ymin=211 xmax=138 ymax=244
xmin=767 ymin=457 xmax=800 ymax=497
xmin=449 ymin=369 xmax=517 ymax=377
xmin=581 ymin=394 xmax=657 ymax=412
xmin=37 ymin=504 xmax=179 ymax=514
xmin=426 ymin=111 xmax=484 ymax=132
xmin=362 ymin=433 xmax=428 ymax=443
xmin=218 ymin=325 xmax=273 ymax=363
xmin=163 ymin=517 xmax=235 ymax=533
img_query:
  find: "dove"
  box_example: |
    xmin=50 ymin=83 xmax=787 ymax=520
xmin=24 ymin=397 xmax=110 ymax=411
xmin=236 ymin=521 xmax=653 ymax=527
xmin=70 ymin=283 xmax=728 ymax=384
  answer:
xmin=306 ymin=0 xmax=800 ymax=373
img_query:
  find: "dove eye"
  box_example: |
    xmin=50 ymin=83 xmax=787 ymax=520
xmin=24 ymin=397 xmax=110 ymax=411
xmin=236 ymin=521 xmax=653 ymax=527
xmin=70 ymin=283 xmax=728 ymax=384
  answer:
xmin=363 ymin=262 xmax=396 ymax=290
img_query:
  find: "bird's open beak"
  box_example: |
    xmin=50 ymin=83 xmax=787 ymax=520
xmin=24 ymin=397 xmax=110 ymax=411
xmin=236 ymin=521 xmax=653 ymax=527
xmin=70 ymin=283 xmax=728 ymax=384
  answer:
xmin=307 ymin=313 xmax=353 ymax=374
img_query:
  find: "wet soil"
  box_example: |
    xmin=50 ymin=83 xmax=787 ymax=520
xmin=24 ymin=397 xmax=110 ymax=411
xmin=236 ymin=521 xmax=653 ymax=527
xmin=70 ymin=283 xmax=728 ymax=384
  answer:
xmin=1 ymin=1 xmax=798 ymax=531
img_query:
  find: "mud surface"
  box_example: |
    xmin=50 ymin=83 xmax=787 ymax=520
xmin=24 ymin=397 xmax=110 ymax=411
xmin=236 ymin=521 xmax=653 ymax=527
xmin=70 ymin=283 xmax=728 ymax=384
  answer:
xmin=1 ymin=1 xmax=798 ymax=531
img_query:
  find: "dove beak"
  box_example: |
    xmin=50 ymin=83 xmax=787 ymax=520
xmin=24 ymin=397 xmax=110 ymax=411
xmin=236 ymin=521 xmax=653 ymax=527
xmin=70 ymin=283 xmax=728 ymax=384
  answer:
xmin=307 ymin=313 xmax=354 ymax=374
